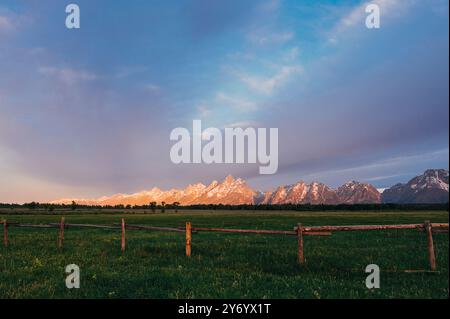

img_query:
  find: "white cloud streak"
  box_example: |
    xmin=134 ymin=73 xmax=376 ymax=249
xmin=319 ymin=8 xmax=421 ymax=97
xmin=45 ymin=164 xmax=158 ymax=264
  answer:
xmin=236 ymin=65 xmax=302 ymax=95
xmin=217 ymin=92 xmax=257 ymax=111
xmin=0 ymin=15 xmax=14 ymax=34
xmin=38 ymin=66 xmax=99 ymax=84
xmin=248 ymin=30 xmax=294 ymax=45
xmin=142 ymin=83 xmax=160 ymax=93
xmin=197 ymin=105 xmax=212 ymax=118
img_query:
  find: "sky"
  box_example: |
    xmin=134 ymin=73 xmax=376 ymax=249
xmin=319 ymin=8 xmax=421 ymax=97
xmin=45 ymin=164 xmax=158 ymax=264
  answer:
xmin=0 ymin=0 xmax=448 ymax=203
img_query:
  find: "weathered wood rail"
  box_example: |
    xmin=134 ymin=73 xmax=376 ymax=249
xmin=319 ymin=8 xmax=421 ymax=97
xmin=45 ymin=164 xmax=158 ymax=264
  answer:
xmin=297 ymin=223 xmax=448 ymax=232
xmin=187 ymin=226 xmax=331 ymax=236
xmin=2 ymin=218 xmax=448 ymax=271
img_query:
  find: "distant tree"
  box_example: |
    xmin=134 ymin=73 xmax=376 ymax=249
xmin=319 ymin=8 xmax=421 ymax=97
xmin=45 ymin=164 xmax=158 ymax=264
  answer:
xmin=150 ymin=201 xmax=157 ymax=213
xmin=27 ymin=201 xmax=39 ymax=210
xmin=161 ymin=201 xmax=166 ymax=213
xmin=172 ymin=201 xmax=180 ymax=213
xmin=126 ymin=204 xmax=132 ymax=209
xmin=71 ymin=201 xmax=77 ymax=211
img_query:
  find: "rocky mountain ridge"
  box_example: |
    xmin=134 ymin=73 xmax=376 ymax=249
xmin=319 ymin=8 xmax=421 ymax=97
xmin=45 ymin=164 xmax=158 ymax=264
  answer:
xmin=52 ymin=169 xmax=448 ymax=206
xmin=381 ymin=169 xmax=449 ymax=204
xmin=52 ymin=175 xmax=381 ymax=206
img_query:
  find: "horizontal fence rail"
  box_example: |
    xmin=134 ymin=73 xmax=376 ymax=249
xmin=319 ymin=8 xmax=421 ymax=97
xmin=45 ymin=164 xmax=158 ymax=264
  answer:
xmin=181 ymin=227 xmax=331 ymax=236
xmin=1 ymin=218 xmax=448 ymax=271
xmin=115 ymin=223 xmax=187 ymax=233
xmin=297 ymin=223 xmax=449 ymax=232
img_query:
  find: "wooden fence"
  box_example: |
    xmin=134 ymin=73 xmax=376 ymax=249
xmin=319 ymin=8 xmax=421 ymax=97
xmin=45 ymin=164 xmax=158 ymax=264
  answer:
xmin=2 ymin=218 xmax=448 ymax=271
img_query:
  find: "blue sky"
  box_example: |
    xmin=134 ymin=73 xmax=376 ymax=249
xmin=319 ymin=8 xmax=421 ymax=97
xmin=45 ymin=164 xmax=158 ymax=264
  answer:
xmin=0 ymin=0 xmax=448 ymax=202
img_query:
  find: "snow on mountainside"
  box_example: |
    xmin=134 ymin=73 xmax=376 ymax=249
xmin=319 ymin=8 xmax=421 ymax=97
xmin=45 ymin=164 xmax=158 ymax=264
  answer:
xmin=52 ymin=170 xmax=448 ymax=206
xmin=190 ymin=175 xmax=256 ymax=205
xmin=261 ymin=181 xmax=340 ymax=205
xmin=52 ymin=175 xmax=257 ymax=206
xmin=337 ymin=181 xmax=381 ymax=204
xmin=52 ymin=175 xmax=386 ymax=206
xmin=381 ymin=169 xmax=449 ymax=204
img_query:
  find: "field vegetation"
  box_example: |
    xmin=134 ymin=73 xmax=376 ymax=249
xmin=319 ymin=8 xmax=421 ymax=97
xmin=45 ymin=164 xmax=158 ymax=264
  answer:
xmin=0 ymin=210 xmax=448 ymax=298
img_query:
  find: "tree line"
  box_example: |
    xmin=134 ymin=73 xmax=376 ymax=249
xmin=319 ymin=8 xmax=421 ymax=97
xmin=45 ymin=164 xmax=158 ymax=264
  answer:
xmin=0 ymin=201 xmax=448 ymax=212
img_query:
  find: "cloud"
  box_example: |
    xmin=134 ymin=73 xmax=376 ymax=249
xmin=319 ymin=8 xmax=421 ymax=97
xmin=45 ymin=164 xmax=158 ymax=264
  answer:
xmin=38 ymin=66 xmax=99 ymax=85
xmin=142 ymin=83 xmax=161 ymax=93
xmin=217 ymin=92 xmax=257 ymax=111
xmin=284 ymin=47 xmax=300 ymax=61
xmin=0 ymin=7 xmax=31 ymax=37
xmin=248 ymin=30 xmax=294 ymax=45
xmin=246 ymin=1 xmax=293 ymax=46
xmin=0 ymin=0 xmax=447 ymax=200
xmin=197 ymin=105 xmax=212 ymax=118
xmin=224 ymin=120 xmax=260 ymax=128
xmin=115 ymin=66 xmax=148 ymax=78
xmin=0 ymin=14 xmax=15 ymax=35
xmin=28 ymin=47 xmax=46 ymax=56
xmin=183 ymin=0 xmax=262 ymax=39
xmin=282 ymin=148 xmax=449 ymax=188
xmin=236 ymin=64 xmax=302 ymax=95
xmin=258 ymin=0 xmax=281 ymax=13
xmin=366 ymin=174 xmax=411 ymax=182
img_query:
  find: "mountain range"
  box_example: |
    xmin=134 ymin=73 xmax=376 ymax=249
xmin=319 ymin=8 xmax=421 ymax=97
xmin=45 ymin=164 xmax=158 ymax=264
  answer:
xmin=52 ymin=169 xmax=449 ymax=206
xmin=381 ymin=169 xmax=449 ymax=204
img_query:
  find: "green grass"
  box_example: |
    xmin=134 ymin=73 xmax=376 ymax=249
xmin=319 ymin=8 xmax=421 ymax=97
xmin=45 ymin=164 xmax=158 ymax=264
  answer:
xmin=0 ymin=210 xmax=448 ymax=299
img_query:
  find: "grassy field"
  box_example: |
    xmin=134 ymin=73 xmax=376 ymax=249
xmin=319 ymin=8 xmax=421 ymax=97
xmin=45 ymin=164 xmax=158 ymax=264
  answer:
xmin=0 ymin=210 xmax=448 ymax=299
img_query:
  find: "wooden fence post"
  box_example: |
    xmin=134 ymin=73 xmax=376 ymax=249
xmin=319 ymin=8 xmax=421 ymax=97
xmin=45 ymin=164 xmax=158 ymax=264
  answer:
xmin=3 ymin=220 xmax=8 ymax=248
xmin=424 ymin=220 xmax=436 ymax=271
xmin=186 ymin=222 xmax=191 ymax=257
xmin=58 ymin=217 xmax=65 ymax=249
xmin=121 ymin=218 xmax=126 ymax=253
xmin=297 ymin=223 xmax=304 ymax=264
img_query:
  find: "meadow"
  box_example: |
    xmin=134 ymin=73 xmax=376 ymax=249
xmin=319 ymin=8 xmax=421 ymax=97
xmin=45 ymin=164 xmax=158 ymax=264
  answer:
xmin=0 ymin=210 xmax=448 ymax=299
